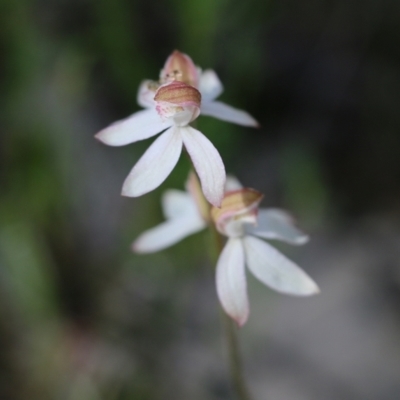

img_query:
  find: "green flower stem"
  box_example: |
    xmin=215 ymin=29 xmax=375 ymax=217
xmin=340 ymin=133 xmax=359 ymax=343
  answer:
xmin=223 ymin=313 xmax=253 ymax=400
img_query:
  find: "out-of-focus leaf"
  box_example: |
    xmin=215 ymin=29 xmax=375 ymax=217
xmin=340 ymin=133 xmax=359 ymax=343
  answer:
xmin=0 ymin=222 xmax=60 ymax=322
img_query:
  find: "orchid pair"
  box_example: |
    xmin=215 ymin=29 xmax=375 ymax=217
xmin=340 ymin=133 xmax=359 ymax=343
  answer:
xmin=95 ymin=50 xmax=257 ymax=207
xmin=96 ymin=50 xmax=319 ymax=326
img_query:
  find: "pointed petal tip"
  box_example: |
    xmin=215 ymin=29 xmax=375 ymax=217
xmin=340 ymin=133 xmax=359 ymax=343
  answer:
xmin=296 ymin=280 xmax=320 ymax=296
xmin=242 ymin=113 xmax=259 ymax=127
xmin=94 ymin=128 xmax=120 ymax=145
xmin=235 ymin=314 xmax=248 ymax=327
xmin=223 ymin=307 xmax=249 ymax=327
xmin=131 ymin=238 xmax=154 ymax=254
xmin=249 ymin=114 xmax=260 ymax=127
xmin=310 ymin=283 xmax=321 ymax=295
xmin=120 ymin=182 xmax=144 ymax=198
xmin=247 ymin=117 xmax=260 ymax=128
xmin=94 ymin=130 xmax=106 ymax=143
xmin=131 ymin=239 xmax=155 ymax=254
xmin=131 ymin=241 xmax=141 ymax=253
xmin=209 ymin=196 xmax=222 ymax=208
xmin=204 ymin=187 xmax=224 ymax=208
xmin=120 ymin=186 xmax=136 ymax=197
xmin=294 ymin=235 xmax=310 ymax=245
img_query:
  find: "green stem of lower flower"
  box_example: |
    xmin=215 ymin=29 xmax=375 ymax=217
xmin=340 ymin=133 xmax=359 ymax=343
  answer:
xmin=224 ymin=314 xmax=253 ymax=400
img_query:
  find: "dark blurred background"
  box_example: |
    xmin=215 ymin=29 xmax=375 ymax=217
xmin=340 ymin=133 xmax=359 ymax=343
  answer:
xmin=1 ymin=0 xmax=400 ymax=399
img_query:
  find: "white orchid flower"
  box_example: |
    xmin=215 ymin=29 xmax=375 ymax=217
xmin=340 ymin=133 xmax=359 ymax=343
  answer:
xmin=211 ymin=188 xmax=319 ymax=327
xmin=134 ymin=174 xmax=318 ymax=326
xmin=96 ymin=80 xmax=225 ymax=206
xmin=159 ymin=50 xmax=259 ymax=127
xmin=95 ymin=51 xmax=258 ymax=207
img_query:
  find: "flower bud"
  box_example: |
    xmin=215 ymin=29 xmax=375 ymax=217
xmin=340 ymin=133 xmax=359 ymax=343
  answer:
xmin=160 ymin=50 xmax=199 ymax=88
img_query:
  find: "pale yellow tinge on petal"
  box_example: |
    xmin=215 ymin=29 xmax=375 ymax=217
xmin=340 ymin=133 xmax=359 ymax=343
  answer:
xmin=186 ymin=171 xmax=211 ymax=222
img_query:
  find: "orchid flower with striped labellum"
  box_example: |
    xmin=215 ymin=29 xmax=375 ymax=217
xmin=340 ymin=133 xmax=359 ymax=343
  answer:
xmin=160 ymin=50 xmax=259 ymax=127
xmin=95 ymin=50 xmax=258 ymax=207
xmin=211 ymin=188 xmax=320 ymax=327
xmin=133 ymin=173 xmax=319 ymax=326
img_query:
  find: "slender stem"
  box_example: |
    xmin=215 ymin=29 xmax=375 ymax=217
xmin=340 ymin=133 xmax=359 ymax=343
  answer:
xmin=224 ymin=314 xmax=253 ymax=400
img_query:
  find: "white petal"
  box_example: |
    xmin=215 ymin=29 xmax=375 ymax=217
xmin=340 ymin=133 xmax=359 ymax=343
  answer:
xmin=198 ymin=69 xmax=223 ymax=101
xmin=122 ymin=127 xmax=182 ymax=197
xmin=133 ymin=215 xmax=206 ymax=253
xmin=243 ymin=236 xmax=319 ymax=296
xmin=225 ymin=175 xmax=243 ymax=192
xmin=161 ymin=189 xmax=198 ymax=219
xmin=201 ymin=101 xmax=259 ymax=127
xmin=216 ymin=238 xmax=249 ymax=326
xmin=137 ymin=80 xmax=158 ymax=108
xmin=95 ymin=108 xmax=171 ymax=147
xmin=180 ymin=126 xmax=225 ymax=207
xmin=247 ymin=208 xmax=309 ymax=245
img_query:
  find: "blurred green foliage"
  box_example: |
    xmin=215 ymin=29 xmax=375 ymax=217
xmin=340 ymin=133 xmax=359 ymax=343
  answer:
xmin=0 ymin=1 xmax=271 ymax=398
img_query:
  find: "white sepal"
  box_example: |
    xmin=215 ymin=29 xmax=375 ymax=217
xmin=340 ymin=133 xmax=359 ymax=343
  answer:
xmin=216 ymin=238 xmax=249 ymax=327
xmin=243 ymin=236 xmax=319 ymax=296
xmin=198 ymin=69 xmax=224 ymax=101
xmin=95 ymin=108 xmax=171 ymax=147
xmin=180 ymin=126 xmax=226 ymax=207
xmin=161 ymin=189 xmax=199 ymax=220
xmin=133 ymin=215 xmax=205 ymax=253
xmin=247 ymin=208 xmax=309 ymax=245
xmin=200 ymin=101 xmax=259 ymax=127
xmin=122 ymin=127 xmax=182 ymax=197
